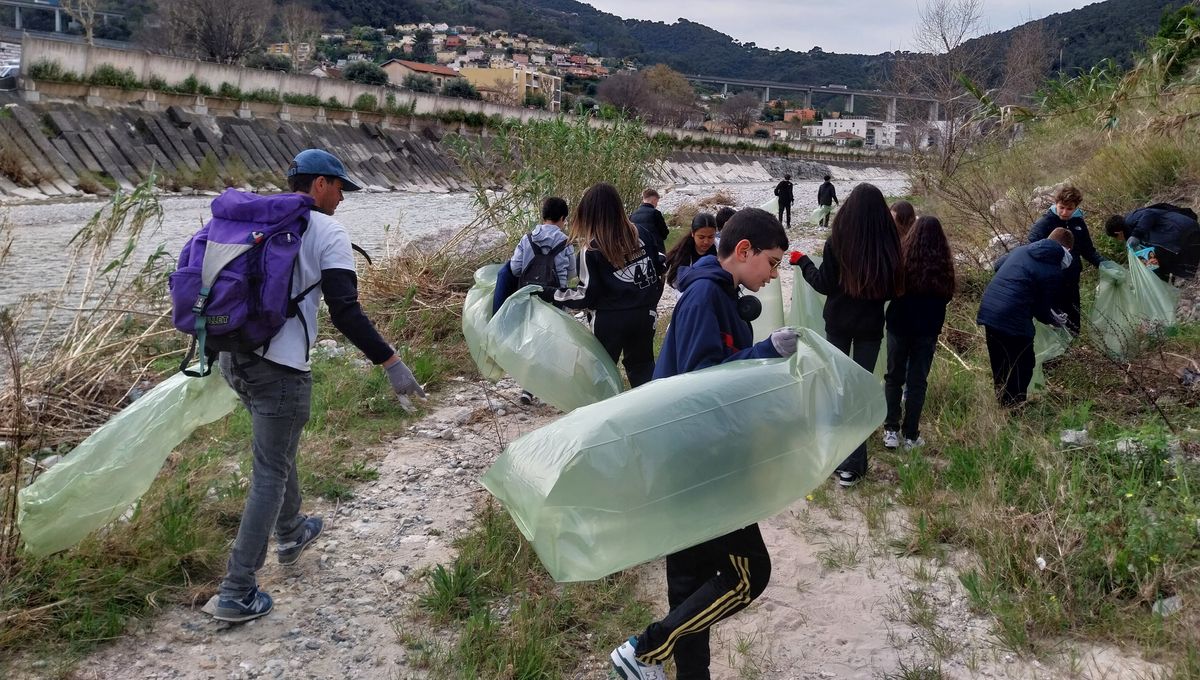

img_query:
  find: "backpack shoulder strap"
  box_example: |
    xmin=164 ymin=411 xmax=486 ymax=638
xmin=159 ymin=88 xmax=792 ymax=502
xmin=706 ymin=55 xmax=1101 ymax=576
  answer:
xmin=548 ymin=240 xmax=568 ymax=257
xmin=351 ymin=242 xmax=373 ymax=266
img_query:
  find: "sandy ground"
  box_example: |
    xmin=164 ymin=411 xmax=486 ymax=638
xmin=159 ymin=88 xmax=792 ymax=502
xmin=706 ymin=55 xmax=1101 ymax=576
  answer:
xmin=18 ymin=187 xmax=1170 ymax=680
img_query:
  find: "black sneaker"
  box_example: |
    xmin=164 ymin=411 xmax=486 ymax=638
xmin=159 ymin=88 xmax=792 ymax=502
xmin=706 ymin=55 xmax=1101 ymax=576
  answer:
xmin=836 ymin=470 xmax=861 ymax=487
xmin=211 ymin=586 xmax=273 ymax=622
xmin=519 ymin=390 xmax=535 ymax=405
xmin=277 ymin=516 xmax=323 ymax=565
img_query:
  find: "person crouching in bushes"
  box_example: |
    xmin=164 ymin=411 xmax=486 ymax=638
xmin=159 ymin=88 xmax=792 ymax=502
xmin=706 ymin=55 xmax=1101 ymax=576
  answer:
xmin=665 ymin=212 xmax=718 ymax=289
xmin=1027 ymin=185 xmax=1109 ymax=335
xmin=1105 ymin=204 xmax=1200 ymax=282
xmin=556 ymin=183 xmax=666 ymax=388
xmin=977 ymin=227 xmax=1073 ymax=407
xmin=794 ymin=182 xmax=902 ymax=487
xmin=882 ymin=216 xmax=955 ymax=450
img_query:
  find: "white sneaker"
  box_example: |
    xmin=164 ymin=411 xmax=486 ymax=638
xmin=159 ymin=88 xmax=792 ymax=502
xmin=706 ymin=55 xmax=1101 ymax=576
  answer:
xmin=882 ymin=430 xmax=900 ymax=449
xmin=903 ymin=436 xmax=926 ymax=449
xmin=610 ymin=638 xmax=665 ymax=680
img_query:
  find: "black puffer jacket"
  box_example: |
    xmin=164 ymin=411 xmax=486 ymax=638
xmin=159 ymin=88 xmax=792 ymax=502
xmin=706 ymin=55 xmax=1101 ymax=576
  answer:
xmin=976 ymin=239 xmax=1065 ymax=337
xmin=1027 ymin=207 xmax=1105 ymax=283
xmin=629 ymin=203 xmax=669 ymax=248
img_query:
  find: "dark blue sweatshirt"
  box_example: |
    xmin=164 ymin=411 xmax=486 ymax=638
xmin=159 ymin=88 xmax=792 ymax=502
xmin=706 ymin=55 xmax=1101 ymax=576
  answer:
xmin=654 ymin=255 xmax=781 ymax=379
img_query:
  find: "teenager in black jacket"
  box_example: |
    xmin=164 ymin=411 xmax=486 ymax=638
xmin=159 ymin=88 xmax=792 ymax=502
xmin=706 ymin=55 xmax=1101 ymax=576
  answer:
xmin=557 ymin=183 xmax=665 ymax=388
xmin=1027 ymin=185 xmax=1108 ymax=334
xmin=883 ymin=216 xmax=955 ymax=450
xmin=796 ymin=182 xmax=902 ymax=487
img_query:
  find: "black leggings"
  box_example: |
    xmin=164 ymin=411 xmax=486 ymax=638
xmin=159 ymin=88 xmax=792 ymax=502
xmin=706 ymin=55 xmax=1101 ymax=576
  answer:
xmin=593 ymin=307 xmax=656 ymax=388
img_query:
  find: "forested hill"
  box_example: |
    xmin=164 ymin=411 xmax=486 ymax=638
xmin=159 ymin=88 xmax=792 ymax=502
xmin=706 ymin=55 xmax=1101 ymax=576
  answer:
xmin=314 ymin=0 xmax=1184 ymax=84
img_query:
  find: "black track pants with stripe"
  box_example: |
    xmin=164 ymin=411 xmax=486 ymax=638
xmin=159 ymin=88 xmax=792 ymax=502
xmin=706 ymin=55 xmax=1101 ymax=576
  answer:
xmin=634 ymin=523 xmax=771 ymax=679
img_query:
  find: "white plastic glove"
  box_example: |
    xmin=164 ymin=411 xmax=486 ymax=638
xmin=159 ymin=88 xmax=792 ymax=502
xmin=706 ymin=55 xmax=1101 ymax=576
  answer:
xmin=1050 ymin=310 xmax=1069 ymax=328
xmin=1099 ymin=260 xmax=1126 ymax=284
xmin=386 ymin=358 xmax=427 ymax=411
xmin=769 ymin=326 xmax=799 ymax=357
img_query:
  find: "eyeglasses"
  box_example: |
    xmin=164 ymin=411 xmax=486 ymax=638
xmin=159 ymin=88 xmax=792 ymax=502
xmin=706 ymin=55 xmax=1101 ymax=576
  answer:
xmin=766 ymin=255 xmax=782 ymax=271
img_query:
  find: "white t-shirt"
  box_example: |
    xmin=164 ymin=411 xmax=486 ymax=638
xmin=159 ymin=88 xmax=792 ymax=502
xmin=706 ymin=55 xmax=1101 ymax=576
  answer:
xmin=259 ymin=210 xmax=356 ymax=371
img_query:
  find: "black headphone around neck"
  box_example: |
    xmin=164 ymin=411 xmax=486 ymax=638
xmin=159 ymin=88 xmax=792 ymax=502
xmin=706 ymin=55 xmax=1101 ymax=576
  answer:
xmin=736 ymin=293 xmax=761 ymax=322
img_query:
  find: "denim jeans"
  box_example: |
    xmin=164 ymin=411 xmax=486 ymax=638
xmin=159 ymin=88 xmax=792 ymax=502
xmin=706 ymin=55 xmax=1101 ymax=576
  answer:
xmin=219 ymin=353 xmax=312 ymax=598
xmin=825 ymin=332 xmax=882 ymax=476
xmin=883 ymin=332 xmax=937 ymax=440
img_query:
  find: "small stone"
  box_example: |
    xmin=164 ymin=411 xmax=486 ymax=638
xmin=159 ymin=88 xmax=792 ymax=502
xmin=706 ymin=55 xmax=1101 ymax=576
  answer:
xmin=382 ymin=569 xmax=404 ymax=585
xmin=305 ymin=638 xmax=322 ymax=650
xmin=1060 ymin=429 xmax=1091 ymax=446
xmin=496 ymin=408 xmax=507 ymax=417
xmin=432 ymin=468 xmax=449 ymax=477
xmin=1153 ymin=596 xmax=1183 ymax=617
xmin=1116 ymin=439 xmax=1144 ymax=456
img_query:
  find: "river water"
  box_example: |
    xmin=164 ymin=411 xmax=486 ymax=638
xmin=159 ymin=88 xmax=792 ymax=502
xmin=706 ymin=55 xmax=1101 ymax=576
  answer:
xmin=0 ymin=172 xmax=909 ymax=309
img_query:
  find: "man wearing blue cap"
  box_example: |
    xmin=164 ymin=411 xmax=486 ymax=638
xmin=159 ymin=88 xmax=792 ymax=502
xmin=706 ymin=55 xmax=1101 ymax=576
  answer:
xmin=212 ymin=149 xmax=426 ymax=622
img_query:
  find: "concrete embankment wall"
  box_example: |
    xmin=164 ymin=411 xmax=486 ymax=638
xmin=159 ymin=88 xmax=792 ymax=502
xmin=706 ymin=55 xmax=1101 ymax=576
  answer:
xmin=0 ymin=96 xmax=469 ymax=201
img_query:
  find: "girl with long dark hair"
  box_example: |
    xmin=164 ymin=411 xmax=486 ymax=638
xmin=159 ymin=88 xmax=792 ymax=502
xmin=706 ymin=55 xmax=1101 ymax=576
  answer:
xmin=882 ymin=216 xmax=955 ymax=450
xmin=665 ymin=213 xmax=718 ymax=288
xmin=795 ymin=182 xmax=902 ymax=486
xmin=556 ymin=183 xmax=665 ymax=388
xmin=891 ymin=200 xmax=916 ymax=240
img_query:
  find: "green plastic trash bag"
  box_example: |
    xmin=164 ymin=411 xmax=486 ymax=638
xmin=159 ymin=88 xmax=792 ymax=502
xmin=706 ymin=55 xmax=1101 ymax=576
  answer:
xmin=486 ymin=285 xmax=623 ymax=412
xmin=463 ymin=264 xmax=505 ymax=381
xmin=481 ymin=328 xmax=886 ymax=582
xmin=1090 ymin=250 xmax=1179 ymax=358
xmin=18 ymin=369 xmax=238 ymax=556
xmin=746 ymin=277 xmax=785 ymax=343
xmin=789 ymin=256 xmax=886 ymax=377
xmin=811 ymin=205 xmax=833 ymax=224
xmin=1030 ymin=321 xmax=1072 ymax=393
xmin=760 ymin=197 xmax=779 ymax=214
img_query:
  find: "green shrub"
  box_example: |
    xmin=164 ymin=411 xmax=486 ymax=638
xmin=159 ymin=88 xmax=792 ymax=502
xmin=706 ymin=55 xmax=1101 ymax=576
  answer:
xmin=462 ymin=112 xmax=487 ymax=128
xmin=282 ymin=93 xmax=322 ymax=107
xmin=216 ymin=82 xmax=241 ymax=99
xmin=486 ymin=113 xmax=505 ymax=129
xmin=244 ymin=88 xmax=280 ymax=103
xmin=29 ymin=59 xmax=75 ymax=82
xmin=324 ymin=96 xmax=345 ymax=110
xmin=439 ymin=109 xmax=466 ymax=124
xmin=352 ymin=93 xmax=378 ymax=112
xmin=88 ymin=64 xmax=141 ymax=90
xmin=145 ymin=75 xmax=168 ymax=91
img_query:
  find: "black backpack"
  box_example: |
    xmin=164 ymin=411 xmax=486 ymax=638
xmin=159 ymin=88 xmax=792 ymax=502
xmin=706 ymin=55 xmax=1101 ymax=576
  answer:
xmin=518 ymin=234 xmax=567 ymax=300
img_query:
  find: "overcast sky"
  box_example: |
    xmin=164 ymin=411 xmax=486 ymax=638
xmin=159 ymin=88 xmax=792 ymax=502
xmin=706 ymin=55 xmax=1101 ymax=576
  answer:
xmin=582 ymin=0 xmax=1100 ymax=54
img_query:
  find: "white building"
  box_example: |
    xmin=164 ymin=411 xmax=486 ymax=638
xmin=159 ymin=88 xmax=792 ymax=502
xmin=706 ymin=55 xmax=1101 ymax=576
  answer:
xmin=802 ymin=117 xmax=904 ymax=148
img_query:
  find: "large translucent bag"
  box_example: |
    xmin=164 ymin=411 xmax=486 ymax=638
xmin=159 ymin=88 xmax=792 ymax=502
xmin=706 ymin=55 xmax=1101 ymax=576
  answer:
xmin=759 ymin=196 xmax=779 ymax=214
xmin=481 ymin=328 xmax=886 ymax=582
xmin=486 ymin=285 xmax=623 ymax=412
xmin=463 ymin=264 xmax=505 ymax=381
xmin=811 ymin=205 xmax=834 ymax=224
xmin=19 ymin=369 xmax=238 ymax=556
xmin=1090 ymin=251 xmax=1179 ymax=358
xmin=789 ymin=256 xmax=886 ymax=377
xmin=1030 ymin=321 xmax=1072 ymax=393
xmin=746 ymin=277 xmax=785 ymax=342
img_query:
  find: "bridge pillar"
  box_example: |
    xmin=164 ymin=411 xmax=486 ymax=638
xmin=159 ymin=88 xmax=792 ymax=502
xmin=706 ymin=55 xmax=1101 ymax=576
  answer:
xmin=722 ymin=83 xmax=728 ymax=97
xmin=55 ymin=9 xmax=62 ymax=33
xmin=844 ymin=93 xmax=854 ymax=114
xmin=928 ymin=101 xmax=938 ymax=121
xmin=13 ymin=7 xmax=20 ymax=30
xmin=804 ymin=90 xmax=811 ymax=109
xmin=762 ymin=86 xmax=770 ymax=103
xmin=887 ymin=98 xmax=897 ymax=122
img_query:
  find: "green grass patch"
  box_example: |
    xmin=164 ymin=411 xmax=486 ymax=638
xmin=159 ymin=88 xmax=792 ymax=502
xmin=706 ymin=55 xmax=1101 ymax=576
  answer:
xmin=407 ymin=500 xmax=654 ymax=678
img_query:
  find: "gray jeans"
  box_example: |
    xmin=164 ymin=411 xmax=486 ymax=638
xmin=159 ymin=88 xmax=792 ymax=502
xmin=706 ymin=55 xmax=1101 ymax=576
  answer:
xmin=219 ymin=352 xmax=312 ymax=598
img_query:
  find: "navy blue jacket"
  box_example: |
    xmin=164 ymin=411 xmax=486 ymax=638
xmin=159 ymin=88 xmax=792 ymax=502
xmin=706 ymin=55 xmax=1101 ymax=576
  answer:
xmin=1028 ymin=207 xmax=1105 ymax=283
xmin=1126 ymin=207 xmax=1200 ymax=255
xmin=654 ymin=255 xmax=781 ymax=379
xmin=976 ymin=240 xmax=1066 ymax=338
xmin=630 ymin=203 xmax=669 ymax=248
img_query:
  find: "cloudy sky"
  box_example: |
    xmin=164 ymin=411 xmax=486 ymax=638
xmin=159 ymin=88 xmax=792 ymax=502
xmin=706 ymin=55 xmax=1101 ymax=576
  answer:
xmin=582 ymin=0 xmax=1100 ymax=54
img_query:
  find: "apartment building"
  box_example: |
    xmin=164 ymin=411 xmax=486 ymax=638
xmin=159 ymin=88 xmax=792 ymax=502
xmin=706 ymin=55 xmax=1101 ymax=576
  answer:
xmin=459 ymin=66 xmax=563 ymax=112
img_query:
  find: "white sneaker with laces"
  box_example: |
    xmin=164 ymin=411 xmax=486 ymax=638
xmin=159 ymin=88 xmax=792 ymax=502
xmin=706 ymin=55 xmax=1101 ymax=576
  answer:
xmin=903 ymin=436 xmax=926 ymax=449
xmin=610 ymin=638 xmax=665 ymax=680
xmin=882 ymin=430 xmax=900 ymax=449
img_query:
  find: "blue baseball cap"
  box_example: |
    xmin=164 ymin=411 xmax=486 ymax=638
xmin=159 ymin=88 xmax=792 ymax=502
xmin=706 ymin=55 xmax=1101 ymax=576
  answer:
xmin=287 ymin=149 xmax=362 ymax=192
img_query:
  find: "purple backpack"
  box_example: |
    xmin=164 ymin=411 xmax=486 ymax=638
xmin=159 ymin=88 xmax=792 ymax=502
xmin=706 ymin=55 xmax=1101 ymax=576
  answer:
xmin=169 ymin=190 xmax=315 ymax=376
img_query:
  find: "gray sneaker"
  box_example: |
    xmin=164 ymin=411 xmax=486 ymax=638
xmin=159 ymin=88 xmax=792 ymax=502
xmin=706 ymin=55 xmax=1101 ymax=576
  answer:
xmin=212 ymin=586 xmax=273 ymax=623
xmin=882 ymin=430 xmax=900 ymax=449
xmin=277 ymin=516 xmax=323 ymax=566
xmin=903 ymin=436 xmax=927 ymax=450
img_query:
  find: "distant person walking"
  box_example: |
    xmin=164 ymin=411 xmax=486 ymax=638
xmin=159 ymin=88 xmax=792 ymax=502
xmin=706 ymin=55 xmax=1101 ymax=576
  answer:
xmin=630 ymin=188 xmax=670 ymax=252
xmin=817 ymin=174 xmax=839 ymax=229
xmin=774 ymin=174 xmax=794 ymax=228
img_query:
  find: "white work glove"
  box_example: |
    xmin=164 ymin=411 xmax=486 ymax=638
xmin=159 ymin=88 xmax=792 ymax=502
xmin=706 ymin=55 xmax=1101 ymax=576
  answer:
xmin=386 ymin=358 xmax=427 ymax=410
xmin=1050 ymin=310 xmax=1069 ymax=328
xmin=769 ymin=326 xmax=799 ymax=357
